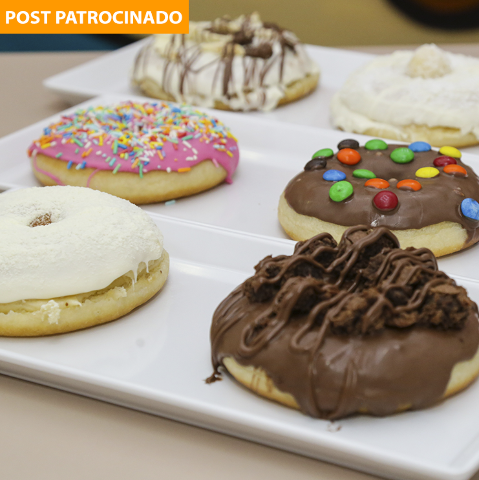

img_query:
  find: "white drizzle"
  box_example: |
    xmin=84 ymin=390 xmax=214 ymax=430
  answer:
xmin=0 ymin=186 xmax=163 ymax=303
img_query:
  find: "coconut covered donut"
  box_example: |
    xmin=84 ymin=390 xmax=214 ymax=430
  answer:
xmin=331 ymin=44 xmax=479 ymax=148
xmin=28 ymin=101 xmax=239 ymax=204
xmin=210 ymin=226 xmax=479 ymax=419
xmin=279 ymin=138 xmax=479 ymax=257
xmin=0 ymin=186 xmax=169 ymax=336
xmin=132 ymin=13 xmax=319 ymax=112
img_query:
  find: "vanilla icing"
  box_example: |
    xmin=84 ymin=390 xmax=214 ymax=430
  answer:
xmin=0 ymin=186 xmax=164 ymax=303
xmin=331 ymin=45 xmax=479 ymax=139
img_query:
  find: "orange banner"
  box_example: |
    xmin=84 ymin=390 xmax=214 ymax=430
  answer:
xmin=1 ymin=0 xmax=189 ymax=33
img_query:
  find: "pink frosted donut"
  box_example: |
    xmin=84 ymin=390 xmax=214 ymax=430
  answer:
xmin=28 ymin=101 xmax=240 ymax=204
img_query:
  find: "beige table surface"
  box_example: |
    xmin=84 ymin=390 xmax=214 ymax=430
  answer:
xmin=0 ymin=45 xmax=478 ymax=480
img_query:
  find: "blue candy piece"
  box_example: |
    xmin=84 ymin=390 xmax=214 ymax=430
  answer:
xmin=408 ymin=141 xmax=431 ymax=152
xmin=323 ymin=169 xmax=346 ymax=182
xmin=461 ymin=198 xmax=479 ymax=220
xmin=171 ymin=107 xmax=182 ymax=113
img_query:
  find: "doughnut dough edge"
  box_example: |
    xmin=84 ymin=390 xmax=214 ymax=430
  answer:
xmin=0 ymin=251 xmax=169 ymax=336
xmin=278 ymin=193 xmax=471 ymax=257
xmin=32 ymin=154 xmax=227 ymax=204
xmin=221 ymin=343 xmax=479 ymax=414
xmin=136 ymin=72 xmax=320 ymax=112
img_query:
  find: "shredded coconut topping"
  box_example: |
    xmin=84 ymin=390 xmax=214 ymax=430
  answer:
xmin=0 ymin=186 xmax=163 ymax=303
xmin=331 ymin=45 xmax=479 ymax=139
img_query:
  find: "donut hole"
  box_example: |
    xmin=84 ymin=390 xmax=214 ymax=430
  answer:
xmin=29 ymin=213 xmax=52 ymax=227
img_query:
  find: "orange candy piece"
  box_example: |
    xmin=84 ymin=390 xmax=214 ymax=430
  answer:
xmin=443 ymin=164 xmax=467 ymax=177
xmin=365 ymin=178 xmax=390 ymax=189
xmin=337 ymin=148 xmax=361 ymax=165
xmin=397 ymin=179 xmax=422 ymax=191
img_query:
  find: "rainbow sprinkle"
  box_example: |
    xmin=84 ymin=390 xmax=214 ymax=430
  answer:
xmin=30 ymin=101 xmax=237 ymax=178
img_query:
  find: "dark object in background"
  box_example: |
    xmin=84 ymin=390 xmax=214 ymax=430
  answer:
xmin=0 ymin=34 xmax=135 ymax=52
xmin=388 ymin=0 xmax=479 ymax=29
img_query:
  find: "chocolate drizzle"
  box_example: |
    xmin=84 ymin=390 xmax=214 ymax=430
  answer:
xmin=133 ymin=14 xmax=315 ymax=109
xmin=210 ymin=227 xmax=479 ymax=419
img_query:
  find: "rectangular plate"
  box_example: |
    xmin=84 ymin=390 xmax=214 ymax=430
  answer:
xmin=1 ymin=212 xmax=479 ymax=480
xmin=1 ymin=93 xmax=478 ymax=283
xmin=42 ymin=39 xmax=479 ymax=157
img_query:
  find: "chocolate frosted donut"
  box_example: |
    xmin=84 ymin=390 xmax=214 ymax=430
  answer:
xmin=210 ymin=226 xmax=479 ymax=419
xmin=279 ymin=140 xmax=479 ymax=257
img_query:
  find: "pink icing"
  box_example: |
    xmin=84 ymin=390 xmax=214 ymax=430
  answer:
xmin=27 ymin=101 xmax=240 ymax=184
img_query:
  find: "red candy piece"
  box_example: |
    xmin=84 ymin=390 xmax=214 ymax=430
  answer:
xmin=443 ymin=164 xmax=467 ymax=177
xmin=337 ymin=148 xmax=361 ymax=165
xmin=373 ymin=191 xmax=398 ymax=211
xmin=433 ymin=156 xmax=457 ymax=167
xmin=397 ymin=179 xmax=422 ymax=191
xmin=365 ymin=178 xmax=389 ymax=189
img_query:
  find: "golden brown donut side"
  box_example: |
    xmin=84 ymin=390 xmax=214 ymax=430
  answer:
xmin=32 ymin=154 xmax=227 ymax=204
xmin=0 ymin=252 xmax=169 ymax=336
xmin=137 ymin=72 xmax=320 ymax=112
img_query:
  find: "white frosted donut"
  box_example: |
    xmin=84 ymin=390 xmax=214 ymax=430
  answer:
xmin=0 ymin=186 xmax=163 ymax=304
xmin=331 ymin=44 xmax=479 ymax=147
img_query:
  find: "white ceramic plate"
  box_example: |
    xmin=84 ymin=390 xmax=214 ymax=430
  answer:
xmin=0 ymin=93 xmax=478 ymax=282
xmin=42 ymin=39 xmax=479 ymax=157
xmin=42 ymin=39 xmax=373 ymax=132
xmin=0 ymin=211 xmax=479 ymax=480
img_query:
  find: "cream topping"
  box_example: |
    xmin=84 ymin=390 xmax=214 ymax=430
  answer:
xmin=331 ymin=44 xmax=479 ymax=138
xmin=0 ymin=186 xmax=163 ymax=303
xmin=132 ymin=13 xmax=319 ymax=112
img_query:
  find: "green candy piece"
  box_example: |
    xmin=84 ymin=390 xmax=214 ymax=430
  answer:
xmin=353 ymin=169 xmax=376 ymax=179
xmin=390 ymin=147 xmax=414 ymax=164
xmin=329 ymin=181 xmax=353 ymax=202
xmin=312 ymin=148 xmax=334 ymax=160
xmin=365 ymin=139 xmax=388 ymax=150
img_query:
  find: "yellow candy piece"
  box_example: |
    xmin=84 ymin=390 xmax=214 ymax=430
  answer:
xmin=416 ymin=167 xmax=440 ymax=178
xmin=439 ymin=146 xmax=462 ymax=158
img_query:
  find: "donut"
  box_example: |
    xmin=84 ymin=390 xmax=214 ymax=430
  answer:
xmin=132 ymin=13 xmax=319 ymax=112
xmin=278 ymin=139 xmax=479 ymax=257
xmin=209 ymin=226 xmax=479 ymax=419
xmin=28 ymin=101 xmax=240 ymax=204
xmin=0 ymin=186 xmax=168 ymax=336
xmin=331 ymin=44 xmax=479 ymax=148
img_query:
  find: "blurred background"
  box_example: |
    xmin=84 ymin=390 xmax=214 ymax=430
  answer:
xmin=2 ymin=0 xmax=479 ymax=51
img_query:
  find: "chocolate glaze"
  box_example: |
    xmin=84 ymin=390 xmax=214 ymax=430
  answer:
xmin=284 ymin=144 xmax=479 ymax=245
xmin=210 ymin=226 xmax=479 ymax=419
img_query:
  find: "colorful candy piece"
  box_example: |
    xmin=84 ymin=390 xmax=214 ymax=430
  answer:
xmin=304 ymin=158 xmax=326 ymax=171
xmin=439 ymin=146 xmax=462 ymax=158
xmin=397 ymin=179 xmax=422 ymax=191
xmin=408 ymin=141 xmax=431 ymax=152
xmin=312 ymin=148 xmax=334 ymax=160
xmin=433 ymin=156 xmax=457 ymax=167
xmin=416 ymin=167 xmax=440 ymax=178
xmin=365 ymin=178 xmax=390 ymax=189
xmin=329 ymin=181 xmax=354 ymax=202
xmin=390 ymin=147 xmax=414 ymax=164
xmin=365 ymin=139 xmax=388 ymax=151
xmin=353 ymin=169 xmax=376 ymax=179
xmin=337 ymin=148 xmax=361 ymax=165
xmin=323 ymin=169 xmax=346 ymax=182
xmin=337 ymin=139 xmax=359 ymax=150
xmin=373 ymin=191 xmax=398 ymax=211
xmin=461 ymin=198 xmax=479 ymax=220
xmin=443 ymin=164 xmax=467 ymax=177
